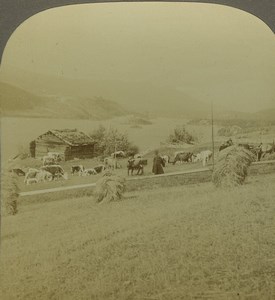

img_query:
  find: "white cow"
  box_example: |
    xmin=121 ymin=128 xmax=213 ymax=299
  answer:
xmin=26 ymin=178 xmax=38 ymax=185
xmin=104 ymin=157 xmax=122 ymax=169
xmin=111 ymin=151 xmax=126 ymax=158
xmin=82 ymin=168 xmax=97 ymax=176
xmin=36 ymin=170 xmax=53 ymax=182
xmin=24 ymin=168 xmax=40 ymax=184
xmin=47 ymin=152 xmax=62 ymax=162
xmin=194 ymin=150 xmax=212 ymax=167
xmin=161 ymin=155 xmax=170 ymax=165
xmin=42 ymin=156 xmax=55 ymax=166
xmin=24 ymin=169 xmax=53 ymax=184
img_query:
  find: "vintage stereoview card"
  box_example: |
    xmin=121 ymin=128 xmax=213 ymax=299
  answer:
xmin=1 ymin=1 xmax=274 ymax=299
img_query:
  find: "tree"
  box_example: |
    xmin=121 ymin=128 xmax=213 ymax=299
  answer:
xmin=90 ymin=125 xmax=107 ymax=156
xmin=90 ymin=126 xmax=138 ymax=156
xmin=168 ymin=125 xmax=195 ymax=144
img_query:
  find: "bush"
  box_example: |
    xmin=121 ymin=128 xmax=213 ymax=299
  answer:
xmin=94 ymin=171 xmax=126 ymax=204
xmin=1 ymin=171 xmax=19 ymax=215
xmin=212 ymin=146 xmax=256 ymax=188
xmin=167 ymin=125 xmax=195 ymax=144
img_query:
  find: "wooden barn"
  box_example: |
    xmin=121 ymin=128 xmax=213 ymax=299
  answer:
xmin=30 ymin=129 xmax=96 ymax=161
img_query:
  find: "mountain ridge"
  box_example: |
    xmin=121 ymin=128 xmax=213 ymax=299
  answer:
xmin=0 ymin=82 xmax=130 ymax=120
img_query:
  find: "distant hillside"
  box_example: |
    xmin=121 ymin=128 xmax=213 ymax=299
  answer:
xmin=0 ymin=81 xmax=45 ymax=113
xmin=0 ymin=70 xmax=214 ymax=119
xmin=0 ymin=82 xmax=130 ymax=119
xmin=2 ymin=70 xmax=274 ymax=120
xmin=252 ymin=108 xmax=275 ymax=121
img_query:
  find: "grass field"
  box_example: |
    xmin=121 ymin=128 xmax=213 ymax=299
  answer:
xmin=1 ymin=173 xmax=275 ymax=299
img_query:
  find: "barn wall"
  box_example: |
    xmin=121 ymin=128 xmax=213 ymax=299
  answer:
xmin=34 ymin=132 xmax=68 ymax=158
xmin=65 ymin=145 xmax=94 ymax=161
xmin=29 ymin=141 xmax=36 ymax=158
xmin=33 ymin=132 xmax=95 ymax=160
xmin=35 ymin=144 xmax=67 ymax=158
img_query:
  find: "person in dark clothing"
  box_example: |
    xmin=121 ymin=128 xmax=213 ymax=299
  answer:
xmin=152 ymin=150 xmax=165 ymax=175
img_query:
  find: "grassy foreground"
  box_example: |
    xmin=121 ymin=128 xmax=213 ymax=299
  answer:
xmin=1 ymin=174 xmax=275 ymax=299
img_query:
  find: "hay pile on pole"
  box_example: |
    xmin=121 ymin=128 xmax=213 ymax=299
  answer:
xmin=1 ymin=170 xmax=19 ymax=215
xmin=94 ymin=171 xmax=126 ymax=204
xmin=212 ymin=145 xmax=256 ymax=188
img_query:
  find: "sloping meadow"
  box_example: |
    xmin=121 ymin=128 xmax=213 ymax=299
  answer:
xmin=1 ymin=173 xmax=275 ymax=299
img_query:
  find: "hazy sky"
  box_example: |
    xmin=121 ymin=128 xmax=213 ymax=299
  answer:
xmin=0 ymin=2 xmax=274 ymax=112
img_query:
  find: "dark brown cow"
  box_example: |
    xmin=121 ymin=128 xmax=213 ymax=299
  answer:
xmin=11 ymin=168 xmax=25 ymax=176
xmin=41 ymin=165 xmax=67 ymax=180
xmin=219 ymin=139 xmax=233 ymax=152
xmin=127 ymin=158 xmax=147 ymax=175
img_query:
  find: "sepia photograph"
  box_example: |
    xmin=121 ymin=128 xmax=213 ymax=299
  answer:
xmin=1 ymin=1 xmax=275 ymax=299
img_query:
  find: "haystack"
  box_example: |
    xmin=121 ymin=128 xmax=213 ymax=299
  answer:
xmin=94 ymin=171 xmax=126 ymax=204
xmin=1 ymin=171 xmax=19 ymax=215
xmin=212 ymin=145 xmax=256 ymax=188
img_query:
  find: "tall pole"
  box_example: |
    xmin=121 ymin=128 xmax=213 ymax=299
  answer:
xmin=114 ymin=137 xmax=117 ymax=170
xmin=211 ymin=102 xmax=215 ymax=171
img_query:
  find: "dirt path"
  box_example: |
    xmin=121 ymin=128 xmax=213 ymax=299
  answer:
xmin=19 ymin=167 xmax=210 ymax=196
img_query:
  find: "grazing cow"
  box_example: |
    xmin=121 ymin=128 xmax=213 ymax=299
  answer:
xmin=127 ymin=158 xmax=147 ymax=175
xmin=12 ymin=168 xmax=25 ymax=176
xmin=238 ymin=143 xmax=260 ymax=161
xmin=257 ymin=143 xmax=275 ymax=161
xmin=219 ymin=139 xmax=233 ymax=152
xmin=111 ymin=151 xmax=126 ymax=158
xmin=93 ymin=165 xmax=105 ymax=174
xmin=41 ymin=165 xmax=68 ymax=180
xmin=82 ymin=168 xmax=97 ymax=176
xmin=104 ymin=157 xmax=122 ymax=169
xmin=194 ymin=150 xmax=212 ymax=167
xmin=161 ymin=155 xmax=170 ymax=165
xmin=42 ymin=156 xmax=56 ymax=166
xmin=36 ymin=170 xmax=53 ymax=182
xmin=71 ymin=165 xmax=85 ymax=176
xmin=24 ymin=168 xmax=40 ymax=184
xmin=47 ymin=152 xmax=62 ymax=162
xmin=26 ymin=178 xmax=38 ymax=185
xmin=172 ymin=152 xmax=194 ymax=165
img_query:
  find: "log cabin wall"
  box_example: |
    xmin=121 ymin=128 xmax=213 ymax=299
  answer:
xmin=32 ymin=131 xmax=95 ymax=161
xmin=66 ymin=145 xmax=95 ymax=161
xmin=34 ymin=132 xmax=68 ymax=159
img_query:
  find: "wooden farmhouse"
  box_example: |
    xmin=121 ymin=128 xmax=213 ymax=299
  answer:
xmin=30 ymin=129 xmax=96 ymax=161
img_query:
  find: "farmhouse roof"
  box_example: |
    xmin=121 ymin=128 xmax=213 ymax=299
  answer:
xmin=40 ymin=129 xmax=95 ymax=146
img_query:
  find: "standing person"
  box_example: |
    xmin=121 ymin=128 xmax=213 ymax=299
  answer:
xmin=152 ymin=150 xmax=165 ymax=175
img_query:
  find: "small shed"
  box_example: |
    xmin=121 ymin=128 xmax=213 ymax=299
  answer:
xmin=30 ymin=129 xmax=96 ymax=161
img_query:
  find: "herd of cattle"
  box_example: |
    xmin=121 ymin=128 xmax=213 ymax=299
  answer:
xmin=10 ymin=141 xmax=275 ymax=185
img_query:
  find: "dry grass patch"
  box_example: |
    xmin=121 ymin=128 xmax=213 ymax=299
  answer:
xmin=1 ymin=171 xmax=19 ymax=215
xmin=1 ymin=174 xmax=275 ymax=299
